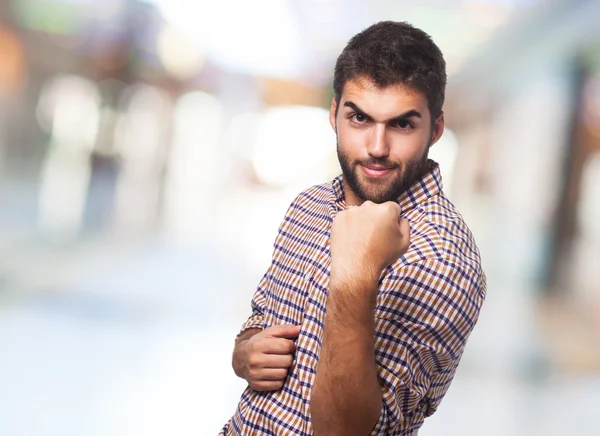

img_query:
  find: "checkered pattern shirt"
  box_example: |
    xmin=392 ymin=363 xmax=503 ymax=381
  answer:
xmin=220 ymin=160 xmax=486 ymax=435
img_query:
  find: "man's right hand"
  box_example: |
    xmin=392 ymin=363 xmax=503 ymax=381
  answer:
xmin=330 ymin=201 xmax=410 ymax=289
xmin=233 ymin=324 xmax=301 ymax=392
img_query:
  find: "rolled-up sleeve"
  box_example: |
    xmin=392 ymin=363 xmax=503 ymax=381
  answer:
xmin=236 ymin=269 xmax=270 ymax=336
xmin=370 ymin=257 xmax=486 ymax=435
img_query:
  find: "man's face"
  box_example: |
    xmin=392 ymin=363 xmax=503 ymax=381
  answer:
xmin=330 ymin=76 xmax=444 ymax=205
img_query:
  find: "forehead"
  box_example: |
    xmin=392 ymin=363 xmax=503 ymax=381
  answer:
xmin=340 ymin=76 xmax=430 ymax=118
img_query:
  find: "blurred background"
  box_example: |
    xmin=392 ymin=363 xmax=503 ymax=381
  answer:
xmin=0 ymin=0 xmax=599 ymax=434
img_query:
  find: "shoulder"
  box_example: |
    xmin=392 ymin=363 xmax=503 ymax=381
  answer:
xmin=402 ymin=193 xmax=483 ymax=279
xmin=284 ymin=181 xmax=334 ymax=221
xmin=393 ymin=193 xmax=486 ymax=304
xmin=275 ymin=180 xmax=334 ymax=242
xmin=378 ymin=255 xmax=485 ymax=358
xmin=293 ymin=181 xmax=333 ymax=208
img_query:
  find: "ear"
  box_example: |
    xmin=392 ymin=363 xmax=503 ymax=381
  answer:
xmin=329 ymin=98 xmax=337 ymax=132
xmin=429 ymin=112 xmax=445 ymax=147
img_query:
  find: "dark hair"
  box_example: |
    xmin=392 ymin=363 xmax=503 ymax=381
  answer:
xmin=333 ymin=21 xmax=447 ymax=119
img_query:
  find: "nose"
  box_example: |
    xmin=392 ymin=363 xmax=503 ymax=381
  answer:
xmin=367 ymin=123 xmax=389 ymax=158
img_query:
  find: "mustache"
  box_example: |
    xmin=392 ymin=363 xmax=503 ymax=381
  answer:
xmin=355 ymin=158 xmax=398 ymax=169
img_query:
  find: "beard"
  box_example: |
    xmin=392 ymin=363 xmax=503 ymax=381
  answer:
xmin=337 ymin=141 xmax=430 ymax=204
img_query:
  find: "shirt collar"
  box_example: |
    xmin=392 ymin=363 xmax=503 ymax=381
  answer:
xmin=329 ymin=159 xmax=443 ymax=215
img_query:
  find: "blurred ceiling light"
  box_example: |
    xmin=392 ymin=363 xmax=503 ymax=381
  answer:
xmin=112 ymin=85 xmax=171 ymax=238
xmin=115 ymin=84 xmax=170 ymax=165
xmin=149 ymin=0 xmax=308 ymax=78
xmin=157 ymin=24 xmax=205 ymax=81
xmin=37 ymin=75 xmax=101 ymax=242
xmin=36 ymin=75 xmax=101 ymax=150
xmin=251 ymin=106 xmax=336 ymax=187
xmin=163 ymin=91 xmax=225 ymax=245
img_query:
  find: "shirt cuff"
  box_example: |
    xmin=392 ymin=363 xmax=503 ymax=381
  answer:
xmin=235 ymin=313 xmax=264 ymax=340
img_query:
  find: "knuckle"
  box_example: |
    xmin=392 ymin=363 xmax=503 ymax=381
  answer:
xmin=284 ymin=340 xmax=295 ymax=352
xmin=247 ymin=341 xmax=259 ymax=353
xmin=247 ymin=355 xmax=260 ymax=368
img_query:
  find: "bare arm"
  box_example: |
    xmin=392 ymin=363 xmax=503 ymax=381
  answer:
xmin=311 ymin=274 xmax=382 ymax=435
xmin=310 ymin=201 xmax=410 ymax=435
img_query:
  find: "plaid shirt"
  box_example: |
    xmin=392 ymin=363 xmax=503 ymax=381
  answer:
xmin=220 ymin=160 xmax=486 ymax=435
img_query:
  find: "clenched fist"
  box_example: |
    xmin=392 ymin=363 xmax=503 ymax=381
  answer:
xmin=330 ymin=201 xmax=410 ymax=288
xmin=234 ymin=324 xmax=301 ymax=392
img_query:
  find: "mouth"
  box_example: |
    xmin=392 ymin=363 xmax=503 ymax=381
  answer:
xmin=360 ymin=164 xmax=395 ymax=178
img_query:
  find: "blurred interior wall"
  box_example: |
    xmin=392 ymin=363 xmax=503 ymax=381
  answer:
xmin=447 ymin=0 xmax=600 ymax=295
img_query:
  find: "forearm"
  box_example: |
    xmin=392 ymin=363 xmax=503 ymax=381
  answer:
xmin=232 ymin=328 xmax=261 ymax=378
xmin=311 ymin=276 xmax=382 ymax=436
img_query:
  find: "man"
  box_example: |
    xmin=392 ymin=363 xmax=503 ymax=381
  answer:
xmin=220 ymin=21 xmax=486 ymax=435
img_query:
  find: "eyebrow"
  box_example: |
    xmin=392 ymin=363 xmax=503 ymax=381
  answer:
xmin=343 ymin=101 xmax=422 ymax=123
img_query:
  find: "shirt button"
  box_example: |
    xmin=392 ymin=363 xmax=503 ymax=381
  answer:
xmin=304 ymin=271 xmax=311 ymax=282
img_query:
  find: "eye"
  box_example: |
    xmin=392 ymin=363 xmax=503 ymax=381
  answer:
xmin=350 ymin=113 xmax=368 ymax=124
xmin=393 ymin=119 xmax=414 ymax=130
